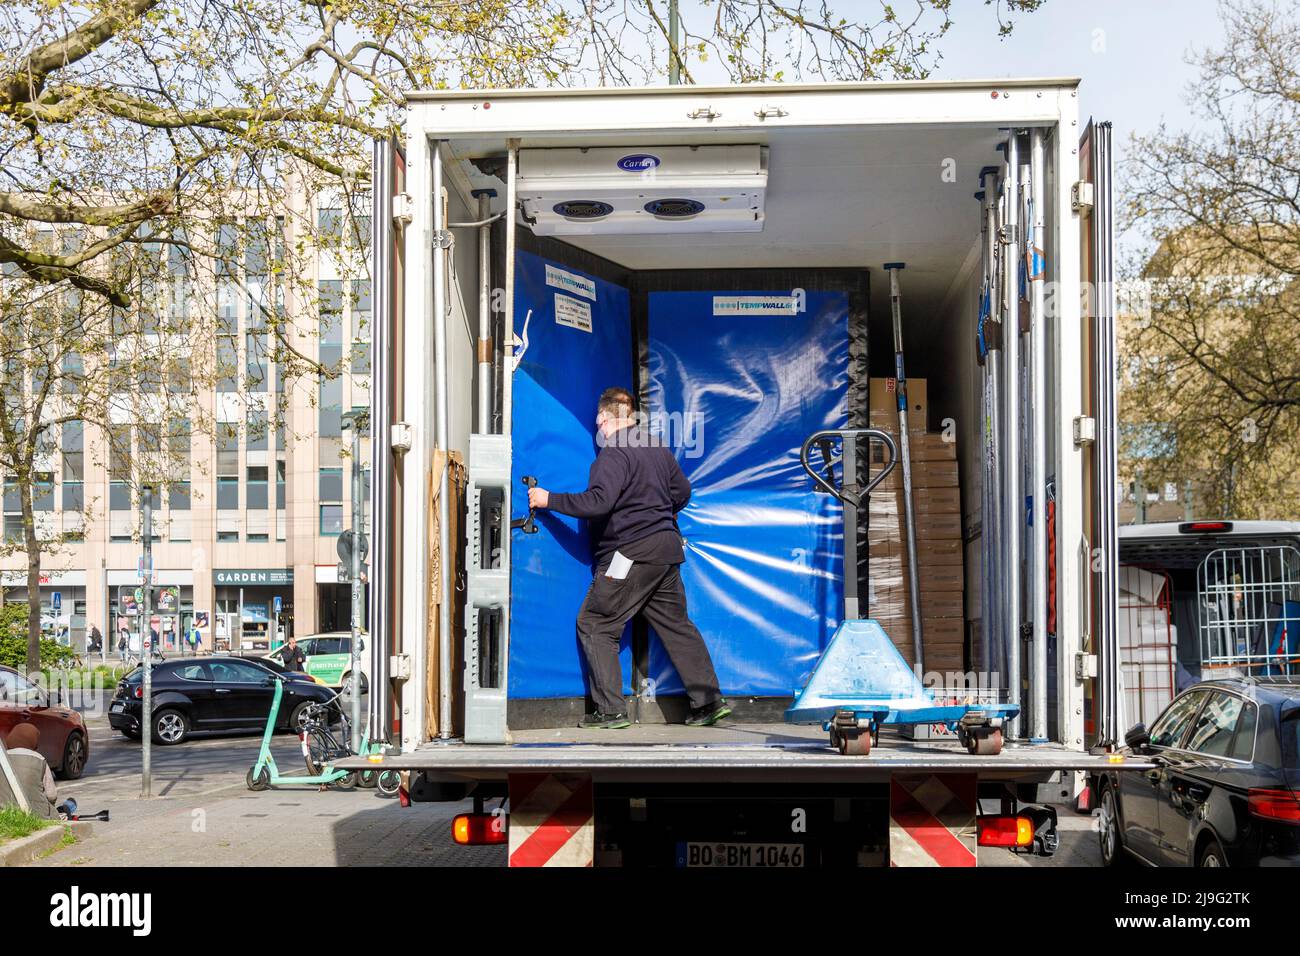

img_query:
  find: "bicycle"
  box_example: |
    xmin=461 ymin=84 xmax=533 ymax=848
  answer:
xmin=300 ymin=695 xmax=400 ymax=796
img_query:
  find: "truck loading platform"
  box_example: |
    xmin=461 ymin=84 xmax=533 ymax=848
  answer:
xmin=337 ymin=724 xmax=1151 ymax=783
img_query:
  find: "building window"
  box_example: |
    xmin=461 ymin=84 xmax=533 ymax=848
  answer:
xmin=217 ymin=476 xmax=239 ymax=510
xmin=217 ymin=530 xmax=239 ymax=543
xmin=109 ymin=481 xmax=131 ymax=510
xmin=169 ymin=418 xmax=191 ymax=479
xmin=62 ymin=420 xmax=84 ymax=480
xmin=62 ymin=481 xmax=84 ymax=512
xmin=109 ymin=480 xmax=131 ymax=541
xmin=351 ymin=279 xmax=371 ymax=375
xmin=317 ymin=207 xmax=343 ymax=245
xmin=247 ymin=408 xmax=268 ymax=452
xmin=216 ymin=423 xmax=239 ymax=476
xmin=319 ymin=467 xmax=343 ymax=503
xmin=33 ymin=474 xmax=54 ymax=512
xmin=247 ymin=533 xmax=269 ymax=543
xmin=168 ymin=356 xmax=191 ymax=394
xmin=61 ymin=351 xmax=83 ymax=393
xmin=2 ymin=478 xmax=20 ymax=544
xmin=246 ymin=466 xmax=268 ymax=510
xmin=320 ymin=504 xmax=343 ymax=536
xmin=276 ymin=460 xmax=286 ymax=510
xmin=108 ymin=424 xmax=131 ymax=480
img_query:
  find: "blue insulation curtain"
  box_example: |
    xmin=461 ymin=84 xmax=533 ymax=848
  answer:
xmin=645 ymin=290 xmax=849 ymax=698
xmin=508 ymin=250 xmax=634 ymax=698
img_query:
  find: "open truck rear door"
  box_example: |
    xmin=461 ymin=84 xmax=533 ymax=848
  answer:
xmin=368 ymin=134 xmax=406 ymax=747
xmin=1078 ymin=120 xmax=1121 ymax=750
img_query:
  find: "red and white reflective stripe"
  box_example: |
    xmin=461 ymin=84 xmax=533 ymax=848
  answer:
xmin=889 ymin=773 xmax=977 ymax=867
xmin=508 ymin=773 xmax=594 ymax=868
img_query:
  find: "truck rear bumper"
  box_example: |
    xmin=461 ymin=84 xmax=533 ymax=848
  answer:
xmin=335 ymin=722 xmax=1152 ymax=784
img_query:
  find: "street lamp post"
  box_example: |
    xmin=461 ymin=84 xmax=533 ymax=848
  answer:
xmin=140 ymin=486 xmax=154 ymax=799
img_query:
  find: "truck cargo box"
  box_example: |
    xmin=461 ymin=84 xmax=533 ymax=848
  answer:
xmin=363 ymin=79 xmax=1126 ymax=779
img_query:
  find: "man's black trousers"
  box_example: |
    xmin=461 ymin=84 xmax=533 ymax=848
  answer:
xmin=576 ymin=562 xmax=722 ymax=715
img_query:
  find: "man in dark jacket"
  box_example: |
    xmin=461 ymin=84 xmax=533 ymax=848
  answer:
xmin=529 ymin=386 xmax=730 ymax=729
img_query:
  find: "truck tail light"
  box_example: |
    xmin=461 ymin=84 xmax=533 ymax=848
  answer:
xmin=977 ymin=815 xmax=1034 ymax=847
xmin=1248 ymin=788 xmax=1300 ymax=823
xmin=453 ymin=812 xmax=508 ymax=845
xmin=133 ymin=686 xmax=143 ymax=699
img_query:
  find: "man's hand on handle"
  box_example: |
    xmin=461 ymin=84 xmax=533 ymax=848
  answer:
xmin=528 ymin=486 xmax=549 ymax=510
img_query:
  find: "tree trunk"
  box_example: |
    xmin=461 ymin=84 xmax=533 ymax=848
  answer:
xmin=22 ymin=484 xmax=42 ymax=676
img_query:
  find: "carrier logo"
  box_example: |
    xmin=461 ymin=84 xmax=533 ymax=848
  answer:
xmin=50 ymin=886 xmax=152 ymax=936
xmin=617 ymin=153 xmax=661 ymax=172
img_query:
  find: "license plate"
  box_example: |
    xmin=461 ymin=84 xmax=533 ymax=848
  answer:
xmin=110 ymin=700 xmax=125 ymax=712
xmin=676 ymin=841 xmax=806 ymax=868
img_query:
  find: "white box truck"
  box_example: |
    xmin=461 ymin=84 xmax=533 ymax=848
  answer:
xmin=346 ymin=77 xmax=1153 ymax=867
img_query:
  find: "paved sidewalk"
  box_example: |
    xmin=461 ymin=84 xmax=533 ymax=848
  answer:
xmin=35 ymin=783 xmax=504 ymax=867
xmin=37 ymin=688 xmax=502 ymax=867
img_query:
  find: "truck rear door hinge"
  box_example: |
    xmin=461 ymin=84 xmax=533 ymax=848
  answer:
xmin=998 ymin=223 xmax=1018 ymax=246
xmin=391 ymin=421 xmax=412 ymax=454
xmin=754 ymin=104 xmax=788 ymax=120
xmin=1073 ymin=415 xmax=1096 ymax=447
xmin=1071 ymin=180 xmax=1095 ymax=214
xmin=1075 ymin=652 xmax=1098 ymax=681
xmin=687 ymin=105 xmax=722 ymax=121
xmin=390 ymin=653 xmax=412 ymax=681
xmin=392 ymin=192 xmax=413 ymax=227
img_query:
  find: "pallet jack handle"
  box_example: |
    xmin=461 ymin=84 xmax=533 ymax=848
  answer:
xmin=511 ymin=475 xmax=539 ymax=534
xmin=799 ymin=429 xmax=898 ymax=509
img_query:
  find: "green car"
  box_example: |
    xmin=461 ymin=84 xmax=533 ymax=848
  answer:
xmin=264 ymin=632 xmax=369 ymax=695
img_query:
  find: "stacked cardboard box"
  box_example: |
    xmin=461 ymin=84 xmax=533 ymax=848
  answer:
xmin=864 ymin=378 xmax=966 ymax=672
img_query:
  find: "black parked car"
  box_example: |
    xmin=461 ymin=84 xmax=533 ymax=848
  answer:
xmin=108 ymin=656 xmax=338 ymax=745
xmin=1096 ymin=677 xmax=1300 ymax=866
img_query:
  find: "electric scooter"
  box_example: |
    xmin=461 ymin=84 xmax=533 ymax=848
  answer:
xmin=245 ymin=678 xmax=374 ymax=791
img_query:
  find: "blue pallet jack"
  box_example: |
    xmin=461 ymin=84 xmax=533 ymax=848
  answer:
xmin=785 ymin=428 xmax=1019 ymax=756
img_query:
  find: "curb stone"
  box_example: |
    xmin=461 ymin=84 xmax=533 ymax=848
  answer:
xmin=0 ymin=820 xmax=93 ymax=867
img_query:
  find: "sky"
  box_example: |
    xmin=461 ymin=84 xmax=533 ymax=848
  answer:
xmin=663 ymin=1 xmax=1226 ymax=255
xmin=936 ymin=0 xmax=1221 ymax=145
xmin=936 ymin=0 xmax=1226 ymax=256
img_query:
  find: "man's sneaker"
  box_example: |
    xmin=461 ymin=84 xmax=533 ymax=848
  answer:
xmin=579 ymin=711 xmax=631 ymax=730
xmin=685 ymin=699 xmax=732 ymax=727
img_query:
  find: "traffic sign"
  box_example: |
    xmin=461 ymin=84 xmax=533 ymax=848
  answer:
xmin=51 ymin=591 xmax=61 ymax=612
xmin=337 ymin=563 xmax=369 ymax=585
xmin=336 ymin=529 xmax=370 ymax=566
xmin=273 ymin=595 xmax=282 ymax=615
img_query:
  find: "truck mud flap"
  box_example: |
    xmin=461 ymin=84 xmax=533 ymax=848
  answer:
xmin=889 ymin=773 xmax=977 ymax=867
xmin=508 ymin=773 xmax=594 ymax=867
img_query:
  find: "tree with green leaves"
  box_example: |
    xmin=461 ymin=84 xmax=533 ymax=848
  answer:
xmin=1121 ymin=0 xmax=1300 ymax=519
xmin=1 ymin=0 xmax=1040 ymax=671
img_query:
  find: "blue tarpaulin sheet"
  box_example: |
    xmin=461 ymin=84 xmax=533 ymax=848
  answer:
xmin=644 ymin=290 xmax=849 ymax=697
xmin=508 ymin=250 xmax=634 ymax=699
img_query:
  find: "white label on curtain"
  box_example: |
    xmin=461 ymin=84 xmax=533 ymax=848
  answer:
xmin=554 ymin=293 xmax=593 ymax=332
xmin=545 ymin=264 xmax=597 ymax=301
xmin=712 ymin=295 xmax=801 ymax=316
